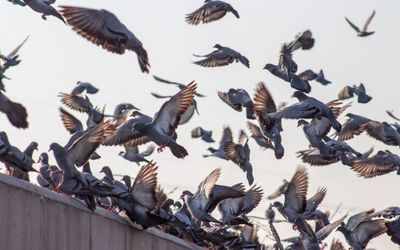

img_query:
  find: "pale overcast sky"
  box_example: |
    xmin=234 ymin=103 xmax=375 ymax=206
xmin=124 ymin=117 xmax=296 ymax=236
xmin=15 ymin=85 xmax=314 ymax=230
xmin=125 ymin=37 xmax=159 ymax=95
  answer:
xmin=1 ymin=0 xmax=400 ymax=248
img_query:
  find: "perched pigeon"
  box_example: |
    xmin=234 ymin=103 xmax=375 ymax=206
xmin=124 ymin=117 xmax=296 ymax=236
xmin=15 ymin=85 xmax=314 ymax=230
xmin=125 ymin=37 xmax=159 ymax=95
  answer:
xmin=60 ymin=6 xmax=150 ymax=73
xmin=337 ymin=209 xmax=387 ymax=250
xmin=351 ymin=150 xmax=400 ymax=178
xmin=153 ymin=75 xmax=205 ymax=97
xmin=105 ymin=82 xmax=197 ymax=158
xmin=191 ymin=127 xmax=215 ymax=143
xmin=193 ymin=44 xmax=249 ymax=68
xmin=186 ymin=0 xmax=239 ymax=25
xmin=223 ymin=130 xmax=254 ymax=185
xmin=270 ymin=91 xmax=342 ymax=132
xmin=23 ymin=0 xmax=65 ymax=23
xmin=118 ymin=144 xmax=155 ymax=165
xmin=203 ymin=125 xmax=232 ymax=160
xmin=345 ymin=10 xmax=376 ymax=37
xmin=218 ymin=88 xmax=254 ymax=119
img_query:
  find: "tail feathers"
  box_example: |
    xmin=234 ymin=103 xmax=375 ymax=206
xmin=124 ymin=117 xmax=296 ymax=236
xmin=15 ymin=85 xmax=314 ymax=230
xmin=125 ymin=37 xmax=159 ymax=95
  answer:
xmin=136 ymin=46 xmax=150 ymax=73
xmin=6 ymin=100 xmax=28 ymax=129
xmin=357 ymin=94 xmax=372 ymax=104
xmin=230 ymin=8 xmax=240 ymax=19
xmin=169 ymin=142 xmax=188 ymax=159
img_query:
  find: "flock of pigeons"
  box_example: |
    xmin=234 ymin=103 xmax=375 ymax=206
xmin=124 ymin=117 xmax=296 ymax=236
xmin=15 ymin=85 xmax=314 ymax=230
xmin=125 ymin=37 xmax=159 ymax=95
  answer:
xmin=1 ymin=1 xmax=399 ymax=249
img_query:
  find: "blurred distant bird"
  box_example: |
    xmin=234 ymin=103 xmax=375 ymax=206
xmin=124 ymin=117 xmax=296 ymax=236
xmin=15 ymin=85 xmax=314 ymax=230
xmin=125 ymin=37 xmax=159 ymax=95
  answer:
xmin=345 ymin=10 xmax=376 ymax=37
xmin=351 ymin=150 xmax=400 ymax=178
xmin=351 ymin=83 xmax=372 ymax=104
xmin=203 ymin=126 xmax=232 ymax=160
xmin=186 ymin=0 xmax=239 ymax=25
xmin=118 ymin=144 xmax=155 ymax=165
xmin=153 ymin=75 xmax=205 ymax=97
xmin=23 ymin=0 xmax=65 ymax=23
xmin=193 ymin=44 xmax=249 ymax=68
xmin=218 ymin=88 xmax=254 ymax=119
xmin=191 ymin=127 xmax=215 ymax=143
xmin=60 ymin=6 xmax=150 ymax=73
xmin=223 ymin=130 xmax=254 ymax=185
xmin=287 ymin=30 xmax=315 ymax=51
xmin=299 ymin=69 xmax=331 ymax=85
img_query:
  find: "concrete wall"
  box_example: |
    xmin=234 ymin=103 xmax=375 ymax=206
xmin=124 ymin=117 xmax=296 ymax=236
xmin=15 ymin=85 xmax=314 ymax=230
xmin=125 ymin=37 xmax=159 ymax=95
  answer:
xmin=0 ymin=174 xmax=201 ymax=250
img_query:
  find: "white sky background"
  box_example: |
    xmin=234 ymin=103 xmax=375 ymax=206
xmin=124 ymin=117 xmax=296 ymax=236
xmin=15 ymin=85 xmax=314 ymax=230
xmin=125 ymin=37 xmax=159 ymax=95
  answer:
xmin=1 ymin=0 xmax=400 ymax=248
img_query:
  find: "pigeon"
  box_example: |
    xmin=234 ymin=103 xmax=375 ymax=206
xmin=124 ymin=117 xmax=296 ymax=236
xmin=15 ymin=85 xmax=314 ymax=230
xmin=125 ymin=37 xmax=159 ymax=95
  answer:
xmin=59 ymin=6 xmax=150 ymax=73
xmin=337 ymin=209 xmax=387 ymax=250
xmin=299 ymin=69 xmax=331 ymax=85
xmin=112 ymin=103 xmax=140 ymax=126
xmin=0 ymin=132 xmax=37 ymax=173
xmin=151 ymin=92 xmax=199 ymax=125
xmin=263 ymin=63 xmax=290 ymax=82
xmin=338 ymin=83 xmax=372 ymax=103
xmin=337 ymin=113 xmax=371 ymax=141
xmin=246 ymin=122 xmax=274 ymax=151
xmin=272 ymin=167 xmax=317 ymax=241
xmin=287 ymin=30 xmax=315 ymax=51
xmin=0 ymin=92 xmax=28 ymax=129
xmin=105 ymin=82 xmax=197 ymax=159
xmin=345 ymin=10 xmax=376 ymax=37
xmin=360 ymin=120 xmax=400 ymax=146
xmin=118 ymin=144 xmax=155 ymax=165
xmin=217 ymin=185 xmax=263 ymax=225
xmin=223 ymin=130 xmax=254 ymax=185
xmin=270 ymin=91 xmax=342 ymax=132
xmin=193 ymin=44 xmax=249 ymax=68
xmin=203 ymin=125 xmax=232 ymax=160
xmin=36 ymin=152 xmax=56 ymax=189
xmin=186 ymin=0 xmax=239 ymax=25
xmin=253 ymin=82 xmax=284 ymax=159
xmin=153 ymin=75 xmax=206 ymax=97
xmin=297 ymin=119 xmax=331 ymax=158
xmin=70 ymin=81 xmax=99 ymax=95
xmin=181 ymin=167 xmax=245 ymax=224
xmin=217 ymin=88 xmax=254 ymax=119
xmin=267 ymin=179 xmax=289 ymax=200
xmin=191 ymin=127 xmax=215 ymax=143
xmin=351 ymin=150 xmax=400 ymax=178
xmin=23 ymin=0 xmax=65 ymax=23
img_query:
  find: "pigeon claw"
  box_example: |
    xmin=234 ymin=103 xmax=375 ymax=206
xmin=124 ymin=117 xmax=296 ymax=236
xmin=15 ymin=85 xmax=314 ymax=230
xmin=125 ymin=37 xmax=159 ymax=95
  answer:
xmin=157 ymin=145 xmax=166 ymax=153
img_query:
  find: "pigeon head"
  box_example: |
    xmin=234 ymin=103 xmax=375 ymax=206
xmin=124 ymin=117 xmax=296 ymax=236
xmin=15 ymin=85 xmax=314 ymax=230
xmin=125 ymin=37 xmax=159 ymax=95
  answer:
xmin=263 ymin=63 xmax=276 ymax=72
xmin=180 ymin=190 xmax=193 ymax=200
xmin=336 ymin=223 xmax=347 ymax=233
xmin=48 ymin=142 xmax=63 ymax=152
xmin=100 ymin=166 xmax=112 ymax=175
xmin=121 ymin=175 xmax=132 ymax=188
xmin=297 ymin=119 xmax=309 ymax=127
xmin=174 ymin=201 xmax=182 ymax=209
xmin=213 ymin=44 xmax=223 ymax=49
xmin=30 ymin=141 xmax=39 ymax=150
xmin=291 ymin=91 xmax=307 ymax=100
xmin=266 ymin=204 xmax=275 ymax=220
xmin=38 ymin=152 xmax=49 ymax=164
xmin=272 ymin=201 xmax=283 ymax=210
xmin=207 ymin=147 xmax=217 ymax=153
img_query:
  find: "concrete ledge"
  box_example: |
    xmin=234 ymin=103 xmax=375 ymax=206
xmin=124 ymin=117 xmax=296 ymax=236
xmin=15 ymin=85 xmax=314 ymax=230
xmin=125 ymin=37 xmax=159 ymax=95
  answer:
xmin=0 ymin=174 xmax=201 ymax=250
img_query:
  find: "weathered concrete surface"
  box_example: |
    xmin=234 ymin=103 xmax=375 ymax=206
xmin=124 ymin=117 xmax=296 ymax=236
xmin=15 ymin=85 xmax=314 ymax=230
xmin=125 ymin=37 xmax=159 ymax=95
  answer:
xmin=0 ymin=174 xmax=201 ymax=250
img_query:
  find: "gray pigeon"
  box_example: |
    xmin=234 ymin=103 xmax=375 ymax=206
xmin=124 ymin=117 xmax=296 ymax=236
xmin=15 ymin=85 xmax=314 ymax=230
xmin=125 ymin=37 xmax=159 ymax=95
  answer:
xmin=253 ymin=82 xmax=284 ymax=159
xmin=298 ymin=119 xmax=331 ymax=158
xmin=337 ymin=209 xmax=387 ymax=250
xmin=267 ymin=179 xmax=289 ymax=200
xmin=287 ymin=30 xmax=315 ymax=51
xmin=71 ymin=81 xmax=99 ymax=95
xmin=23 ymin=0 xmax=65 ymax=23
xmin=246 ymin=122 xmax=274 ymax=151
xmin=345 ymin=10 xmax=376 ymax=37
xmin=223 ymin=130 xmax=254 ymax=185
xmin=118 ymin=144 xmax=155 ymax=165
xmin=351 ymin=150 xmax=400 ymax=178
xmin=36 ymin=152 xmax=56 ymax=189
xmin=186 ymin=0 xmax=239 ymax=25
xmin=218 ymin=88 xmax=254 ymax=119
xmin=218 ymin=185 xmax=263 ymax=225
xmin=194 ymin=44 xmax=249 ymax=68
xmin=299 ymin=69 xmax=331 ymax=85
xmin=191 ymin=127 xmax=215 ymax=143
xmin=60 ymin=6 xmax=150 ymax=73
xmin=105 ymin=82 xmax=197 ymax=158
xmin=151 ymin=92 xmax=199 ymax=125
xmin=270 ymin=91 xmax=342 ymax=132
xmin=0 ymin=92 xmax=28 ymax=129
xmin=202 ymin=125 xmax=232 ymax=160
xmin=338 ymin=83 xmax=372 ymax=103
